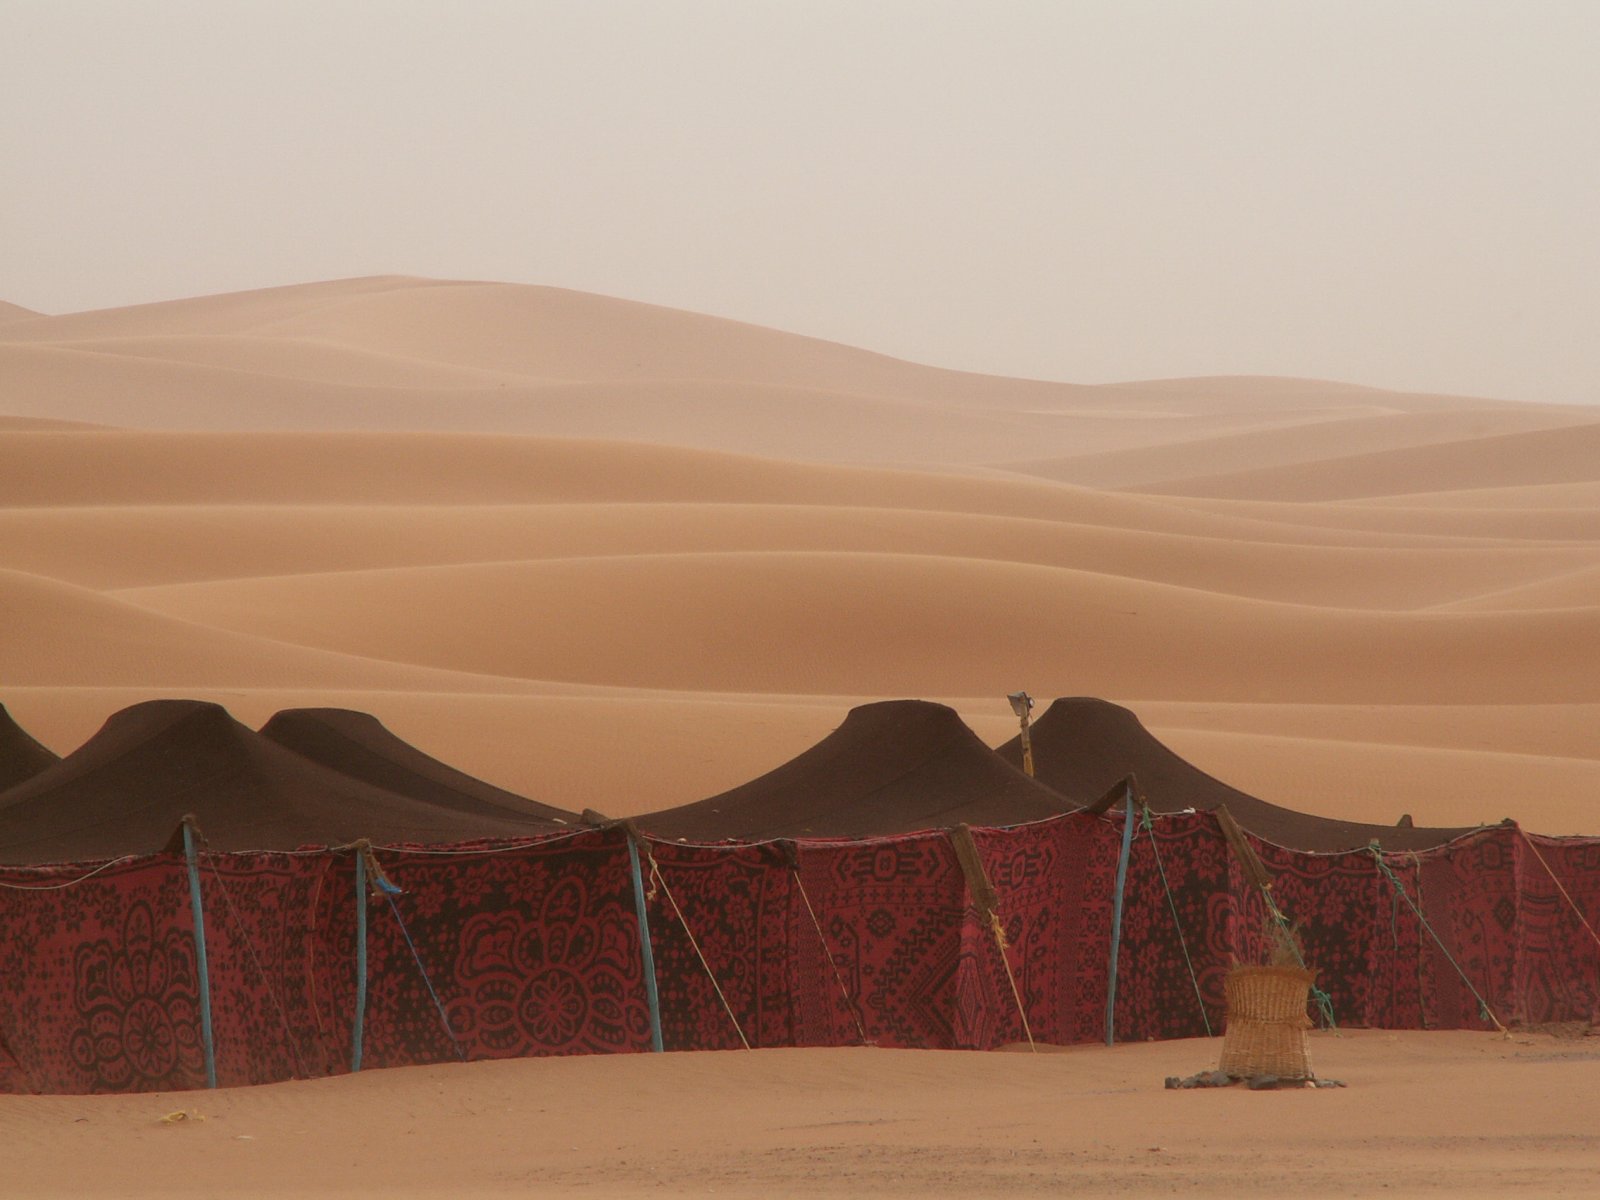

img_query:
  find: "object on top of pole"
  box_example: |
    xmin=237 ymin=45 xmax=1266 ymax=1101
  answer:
xmin=1007 ymin=691 xmax=1035 ymax=778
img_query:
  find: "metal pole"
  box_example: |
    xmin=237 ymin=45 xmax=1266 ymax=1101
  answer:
xmin=181 ymin=818 xmax=218 ymax=1089
xmin=1104 ymin=787 xmax=1137 ymax=1046
xmin=352 ymin=845 xmax=368 ymax=1073
xmin=625 ymin=833 xmax=664 ymax=1053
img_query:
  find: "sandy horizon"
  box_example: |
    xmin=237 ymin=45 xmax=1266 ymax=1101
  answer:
xmin=2 ymin=276 xmax=1597 ymax=1195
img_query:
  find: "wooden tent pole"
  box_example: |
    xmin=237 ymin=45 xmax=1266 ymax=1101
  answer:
xmin=950 ymin=824 xmax=1036 ymax=1051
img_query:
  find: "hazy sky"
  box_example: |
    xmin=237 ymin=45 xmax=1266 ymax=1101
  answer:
xmin=4 ymin=1 xmax=1597 ymax=403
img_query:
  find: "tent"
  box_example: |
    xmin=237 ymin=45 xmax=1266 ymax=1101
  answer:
xmin=995 ymin=697 xmax=1480 ymax=852
xmin=0 ymin=695 xmax=1594 ymax=1096
xmin=0 ymin=699 xmax=556 ymax=863
xmin=0 ymin=703 xmax=57 ymax=793
xmin=638 ymin=699 xmax=1069 ymax=841
xmin=259 ymin=706 xmax=577 ymax=828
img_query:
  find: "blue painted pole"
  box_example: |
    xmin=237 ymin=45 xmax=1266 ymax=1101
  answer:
xmin=1105 ymin=788 xmax=1137 ymax=1047
xmin=352 ymin=846 xmax=368 ymax=1073
xmin=181 ymin=819 xmax=218 ymax=1089
xmin=625 ymin=833 xmax=664 ymax=1053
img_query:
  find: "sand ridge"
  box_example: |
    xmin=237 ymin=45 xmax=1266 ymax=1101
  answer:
xmin=2 ymin=277 xmax=1598 ymax=833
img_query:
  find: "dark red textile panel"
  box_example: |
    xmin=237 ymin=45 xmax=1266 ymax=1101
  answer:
xmin=791 ymin=833 xmax=966 ymax=1048
xmin=970 ymin=813 xmax=1120 ymax=1047
xmin=1363 ymin=854 xmax=1428 ymax=1030
xmin=197 ymin=851 xmax=350 ymax=1087
xmin=644 ymin=841 xmax=795 ymax=1050
xmin=1114 ymin=813 xmax=1234 ymax=1041
xmin=1250 ymin=839 xmax=1419 ymax=1030
xmin=0 ymin=856 xmax=206 ymax=1094
xmin=1410 ymin=827 xmax=1520 ymax=1030
xmin=1515 ymin=834 xmax=1600 ymax=1025
xmin=355 ymin=831 xmax=653 ymax=1069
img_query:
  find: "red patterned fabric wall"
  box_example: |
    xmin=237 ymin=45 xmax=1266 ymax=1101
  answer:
xmin=0 ymin=856 xmax=207 ymax=1094
xmin=356 ymin=831 xmax=654 ymax=1068
xmin=1252 ymin=839 xmax=1424 ymax=1030
xmin=197 ymin=851 xmax=350 ymax=1086
xmin=1411 ymin=827 xmax=1521 ymax=1030
xmin=2 ymin=818 xmax=1598 ymax=1095
xmin=645 ymin=840 xmax=795 ymax=1050
xmin=970 ymin=813 xmax=1120 ymax=1047
xmin=1115 ymin=812 xmax=1234 ymax=1041
xmin=1515 ymin=833 xmax=1600 ymax=1026
xmin=791 ymin=833 xmax=967 ymax=1048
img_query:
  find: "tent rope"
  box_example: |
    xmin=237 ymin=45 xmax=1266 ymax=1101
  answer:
xmin=380 ymin=886 xmax=468 ymax=1061
xmin=202 ymin=855 xmax=307 ymax=1080
xmin=1368 ymin=846 xmax=1507 ymax=1034
xmin=0 ymin=855 xmax=140 ymax=889
xmin=1518 ymin=830 xmax=1600 ymax=956
xmin=791 ymin=868 xmax=870 ymax=1045
xmin=646 ymin=851 xmax=751 ymax=1050
xmin=1139 ymin=806 xmax=1212 ymax=1037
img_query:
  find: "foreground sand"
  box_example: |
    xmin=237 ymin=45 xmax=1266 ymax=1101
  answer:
xmin=5 ymin=1032 xmax=1597 ymax=1198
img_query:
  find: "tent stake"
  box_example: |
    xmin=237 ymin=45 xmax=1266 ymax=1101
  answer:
xmin=1105 ymin=784 xmax=1136 ymax=1046
xmin=181 ymin=817 xmax=218 ymax=1089
xmin=625 ymin=831 xmax=665 ymax=1053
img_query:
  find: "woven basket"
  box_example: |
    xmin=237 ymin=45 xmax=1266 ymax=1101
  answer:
xmin=1219 ymin=964 xmax=1314 ymax=1080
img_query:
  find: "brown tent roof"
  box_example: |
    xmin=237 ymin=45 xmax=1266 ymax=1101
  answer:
xmin=995 ymin=696 xmax=1482 ymax=852
xmin=0 ymin=699 xmax=558 ymax=864
xmin=0 ymin=703 xmax=58 ymax=793
xmin=260 ymin=707 xmax=575 ymax=828
xmin=638 ymin=699 xmax=1069 ymax=842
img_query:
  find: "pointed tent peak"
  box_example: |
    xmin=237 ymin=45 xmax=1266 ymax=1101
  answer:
xmin=637 ymin=698 xmax=1069 ymax=843
xmin=997 ymin=696 xmax=1240 ymax=808
xmin=9 ymin=698 xmax=258 ymax=787
xmin=259 ymin=706 xmax=576 ymax=827
xmin=0 ymin=702 xmax=59 ymax=793
xmin=997 ymin=695 xmax=1478 ymax=853
xmin=0 ymin=698 xmax=557 ymax=864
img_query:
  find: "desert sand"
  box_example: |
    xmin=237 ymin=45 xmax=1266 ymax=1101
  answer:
xmin=5 ymin=1031 xmax=1598 ymax=1199
xmin=2 ymin=276 xmax=1597 ymax=1194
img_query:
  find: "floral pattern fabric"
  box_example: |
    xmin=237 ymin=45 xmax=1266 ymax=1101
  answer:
xmin=0 ymin=817 xmax=1596 ymax=1094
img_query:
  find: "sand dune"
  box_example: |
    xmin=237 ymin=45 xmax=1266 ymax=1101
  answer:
xmin=2 ymin=501 xmax=1589 ymax=610
xmin=1004 ymin=404 xmax=1595 ymax=488
xmin=1121 ymin=491 xmax=1600 ymax=542
xmin=115 ymin=551 xmax=1600 ymax=703
xmin=1345 ymin=479 xmax=1600 ymax=510
xmin=4 ymin=429 xmax=1581 ymax=554
xmin=2 ymin=275 xmax=1597 ymax=837
xmin=1138 ymin=420 xmax=1600 ymax=502
xmin=0 ymin=568 xmax=539 ymax=694
xmin=4 ymin=277 xmax=1550 ymax=468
